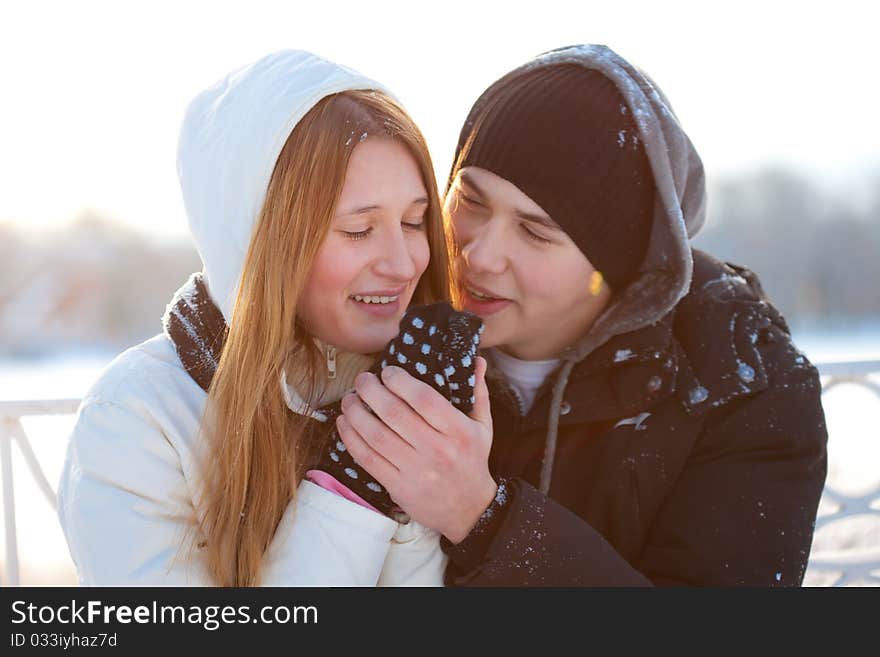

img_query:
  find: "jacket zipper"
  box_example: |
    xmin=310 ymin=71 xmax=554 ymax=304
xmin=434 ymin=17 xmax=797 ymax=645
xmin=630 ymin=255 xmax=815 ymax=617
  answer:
xmin=326 ymin=345 xmax=337 ymax=380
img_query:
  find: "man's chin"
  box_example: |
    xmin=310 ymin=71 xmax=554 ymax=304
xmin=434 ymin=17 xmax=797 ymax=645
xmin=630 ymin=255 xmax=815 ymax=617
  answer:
xmin=474 ymin=320 xmax=502 ymax=351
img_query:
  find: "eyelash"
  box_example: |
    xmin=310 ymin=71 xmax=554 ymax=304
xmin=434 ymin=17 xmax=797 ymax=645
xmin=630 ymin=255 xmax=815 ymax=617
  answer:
xmin=521 ymin=224 xmax=552 ymax=245
xmin=343 ymin=220 xmax=425 ymax=241
xmin=458 ymin=192 xmax=484 ymax=210
xmin=459 ymin=190 xmax=551 ymax=245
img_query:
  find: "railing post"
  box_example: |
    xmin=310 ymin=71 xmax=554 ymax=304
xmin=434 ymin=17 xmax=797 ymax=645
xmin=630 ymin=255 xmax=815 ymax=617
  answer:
xmin=1 ymin=417 xmax=21 ymax=586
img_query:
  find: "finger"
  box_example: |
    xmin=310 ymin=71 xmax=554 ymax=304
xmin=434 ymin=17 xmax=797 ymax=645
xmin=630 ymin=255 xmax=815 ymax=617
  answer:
xmin=469 ymin=355 xmax=492 ymax=428
xmin=355 ymin=372 xmax=443 ymax=447
xmin=341 ymin=392 xmax=416 ymax=465
xmin=335 ymin=413 xmax=399 ymax=489
xmin=377 ymin=366 xmax=466 ymax=436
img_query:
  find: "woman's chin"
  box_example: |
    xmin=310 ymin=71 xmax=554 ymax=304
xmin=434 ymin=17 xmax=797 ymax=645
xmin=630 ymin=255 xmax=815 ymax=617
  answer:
xmin=333 ymin=327 xmax=398 ymax=355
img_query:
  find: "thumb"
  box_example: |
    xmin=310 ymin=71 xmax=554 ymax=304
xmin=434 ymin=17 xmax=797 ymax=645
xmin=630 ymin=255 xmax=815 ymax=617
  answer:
xmin=468 ymin=355 xmax=492 ymax=428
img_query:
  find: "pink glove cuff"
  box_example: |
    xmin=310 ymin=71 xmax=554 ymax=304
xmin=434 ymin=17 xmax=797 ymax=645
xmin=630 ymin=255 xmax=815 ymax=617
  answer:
xmin=306 ymin=470 xmax=383 ymax=515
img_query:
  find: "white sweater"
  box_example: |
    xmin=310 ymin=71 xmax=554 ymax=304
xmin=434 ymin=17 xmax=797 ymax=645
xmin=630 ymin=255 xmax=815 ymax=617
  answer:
xmin=488 ymin=348 xmax=561 ymax=415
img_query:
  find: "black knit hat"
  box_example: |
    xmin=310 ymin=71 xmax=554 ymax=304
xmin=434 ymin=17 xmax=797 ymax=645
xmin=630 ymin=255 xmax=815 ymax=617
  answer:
xmin=453 ymin=64 xmax=655 ymax=293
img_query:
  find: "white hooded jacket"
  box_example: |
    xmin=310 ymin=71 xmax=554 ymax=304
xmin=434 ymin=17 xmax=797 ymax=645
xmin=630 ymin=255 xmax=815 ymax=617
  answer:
xmin=56 ymin=50 xmax=447 ymax=586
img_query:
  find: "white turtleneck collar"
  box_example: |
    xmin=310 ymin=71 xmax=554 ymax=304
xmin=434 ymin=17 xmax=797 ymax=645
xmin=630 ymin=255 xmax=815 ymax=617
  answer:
xmin=488 ymin=347 xmax=561 ymax=416
xmin=280 ymin=339 xmax=376 ymax=422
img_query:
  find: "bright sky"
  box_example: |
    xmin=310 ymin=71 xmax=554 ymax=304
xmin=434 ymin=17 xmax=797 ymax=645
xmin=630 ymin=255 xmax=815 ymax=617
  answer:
xmin=1 ymin=0 xmax=878 ymax=238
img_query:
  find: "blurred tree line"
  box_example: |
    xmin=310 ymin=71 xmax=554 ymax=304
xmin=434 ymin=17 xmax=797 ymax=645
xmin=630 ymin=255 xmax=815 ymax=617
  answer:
xmin=693 ymin=168 xmax=880 ymax=329
xmin=0 ymin=212 xmax=200 ymax=356
xmin=1 ymin=167 xmax=878 ymax=356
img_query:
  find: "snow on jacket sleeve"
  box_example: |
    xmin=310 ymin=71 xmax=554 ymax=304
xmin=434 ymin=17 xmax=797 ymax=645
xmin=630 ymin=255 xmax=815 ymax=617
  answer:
xmin=441 ymin=477 xmax=652 ymax=586
xmin=442 ymin=334 xmax=827 ymax=586
xmin=57 ymin=398 xmax=398 ymax=586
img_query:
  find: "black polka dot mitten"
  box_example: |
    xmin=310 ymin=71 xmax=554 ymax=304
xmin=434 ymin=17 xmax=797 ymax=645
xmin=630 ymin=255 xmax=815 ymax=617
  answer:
xmin=313 ymin=302 xmax=484 ymax=516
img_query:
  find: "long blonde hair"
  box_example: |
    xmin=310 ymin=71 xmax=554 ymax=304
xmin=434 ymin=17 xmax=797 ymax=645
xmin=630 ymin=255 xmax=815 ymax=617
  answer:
xmin=192 ymin=90 xmax=451 ymax=586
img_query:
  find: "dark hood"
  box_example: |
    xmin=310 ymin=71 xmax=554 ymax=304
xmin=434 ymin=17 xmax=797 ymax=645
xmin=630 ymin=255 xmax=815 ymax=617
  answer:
xmin=453 ymin=45 xmax=707 ymax=493
xmin=453 ymin=44 xmax=707 ymax=362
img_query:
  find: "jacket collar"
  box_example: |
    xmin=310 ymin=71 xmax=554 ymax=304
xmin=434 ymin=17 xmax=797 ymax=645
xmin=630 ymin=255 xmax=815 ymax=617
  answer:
xmin=496 ymin=260 xmax=774 ymax=432
xmin=162 ymin=271 xmax=372 ymax=419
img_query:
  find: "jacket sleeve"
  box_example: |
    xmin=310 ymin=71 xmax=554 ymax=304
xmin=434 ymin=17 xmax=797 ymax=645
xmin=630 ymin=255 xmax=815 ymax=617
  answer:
xmin=441 ymin=477 xmax=652 ymax=585
xmin=57 ymin=398 xmax=398 ymax=586
xmin=376 ymin=519 xmax=448 ymax=587
xmin=442 ymin=345 xmax=827 ymax=586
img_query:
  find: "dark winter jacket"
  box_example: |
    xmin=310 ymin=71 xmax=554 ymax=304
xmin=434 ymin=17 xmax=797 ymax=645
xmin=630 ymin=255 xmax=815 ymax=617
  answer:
xmin=441 ymin=249 xmax=828 ymax=586
xmin=440 ymin=45 xmax=827 ymax=586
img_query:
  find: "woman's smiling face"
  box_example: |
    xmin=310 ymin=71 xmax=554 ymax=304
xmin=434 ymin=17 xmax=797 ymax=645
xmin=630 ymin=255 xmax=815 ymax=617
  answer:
xmin=445 ymin=166 xmax=612 ymax=360
xmin=298 ymin=137 xmax=431 ymax=354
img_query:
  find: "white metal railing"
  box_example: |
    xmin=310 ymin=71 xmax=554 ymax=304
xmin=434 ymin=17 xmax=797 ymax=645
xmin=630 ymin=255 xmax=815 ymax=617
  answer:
xmin=1 ymin=360 xmax=879 ymax=586
xmin=806 ymin=359 xmax=880 ymax=586
xmin=1 ymin=399 xmax=80 ymax=586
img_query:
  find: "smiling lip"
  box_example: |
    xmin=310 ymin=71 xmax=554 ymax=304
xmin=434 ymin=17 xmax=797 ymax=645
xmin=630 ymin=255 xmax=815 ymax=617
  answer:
xmin=351 ymin=287 xmax=406 ymax=298
xmin=351 ymin=296 xmax=401 ymax=317
xmin=464 ymin=280 xmax=509 ymax=302
xmin=348 ymin=286 xmax=407 ymax=318
xmin=462 ymin=281 xmax=512 ymax=316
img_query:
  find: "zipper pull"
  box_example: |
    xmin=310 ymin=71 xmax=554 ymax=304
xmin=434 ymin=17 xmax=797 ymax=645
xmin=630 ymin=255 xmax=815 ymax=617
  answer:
xmin=326 ymin=345 xmax=337 ymax=380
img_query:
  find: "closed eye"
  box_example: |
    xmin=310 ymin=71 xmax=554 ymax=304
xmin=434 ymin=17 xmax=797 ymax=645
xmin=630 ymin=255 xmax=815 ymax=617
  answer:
xmin=459 ymin=192 xmax=487 ymax=210
xmin=521 ymin=223 xmax=552 ymax=245
xmin=344 ymin=218 xmax=424 ymax=240
xmin=343 ymin=228 xmax=372 ymax=241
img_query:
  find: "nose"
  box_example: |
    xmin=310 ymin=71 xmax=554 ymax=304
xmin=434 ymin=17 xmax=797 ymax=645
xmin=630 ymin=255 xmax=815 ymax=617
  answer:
xmin=459 ymin=218 xmax=507 ymax=276
xmin=373 ymin=226 xmax=418 ymax=281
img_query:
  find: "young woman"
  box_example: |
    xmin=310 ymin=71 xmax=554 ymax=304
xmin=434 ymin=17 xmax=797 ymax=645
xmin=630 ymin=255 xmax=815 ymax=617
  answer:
xmin=335 ymin=45 xmax=829 ymax=586
xmin=56 ymin=50 xmax=458 ymax=586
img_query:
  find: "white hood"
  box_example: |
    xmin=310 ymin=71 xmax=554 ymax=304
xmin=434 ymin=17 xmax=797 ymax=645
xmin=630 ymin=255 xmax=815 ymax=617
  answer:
xmin=176 ymin=50 xmax=394 ymax=325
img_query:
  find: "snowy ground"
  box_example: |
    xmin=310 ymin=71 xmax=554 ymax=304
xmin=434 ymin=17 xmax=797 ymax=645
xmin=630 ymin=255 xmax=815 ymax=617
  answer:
xmin=1 ymin=337 xmax=878 ymax=586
